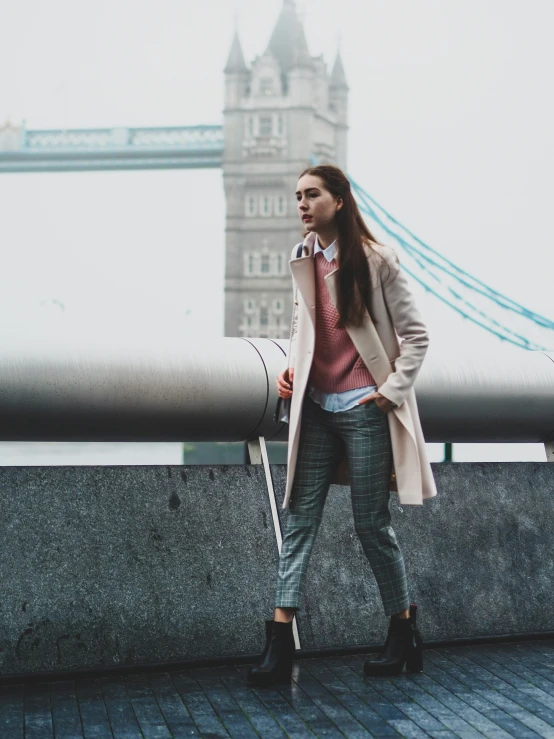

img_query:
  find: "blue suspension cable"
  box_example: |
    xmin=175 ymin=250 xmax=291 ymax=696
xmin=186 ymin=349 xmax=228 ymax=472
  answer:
xmin=350 ymin=177 xmax=554 ymax=331
xmin=356 ymin=199 xmax=540 ymax=347
xmin=349 ymin=181 xmax=551 ymax=351
xmin=400 ymin=261 xmax=546 ymax=350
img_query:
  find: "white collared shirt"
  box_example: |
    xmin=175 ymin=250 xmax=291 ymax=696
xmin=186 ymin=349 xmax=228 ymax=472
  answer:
xmin=313 ymin=235 xmax=338 ymax=262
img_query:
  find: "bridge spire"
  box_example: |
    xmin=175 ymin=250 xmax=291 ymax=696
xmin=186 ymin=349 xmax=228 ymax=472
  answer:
xmin=224 ymin=29 xmax=248 ymax=73
xmin=330 ymin=50 xmax=348 ymax=89
xmin=266 ymin=0 xmax=311 ymax=73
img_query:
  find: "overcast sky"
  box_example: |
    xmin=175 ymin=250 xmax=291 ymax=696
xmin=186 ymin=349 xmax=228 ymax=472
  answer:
xmin=0 ymin=0 xmax=552 ymax=463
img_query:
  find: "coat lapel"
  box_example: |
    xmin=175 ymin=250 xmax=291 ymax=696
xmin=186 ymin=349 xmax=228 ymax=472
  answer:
xmin=290 ymin=258 xmax=316 ymax=327
xmin=289 ymin=232 xmax=317 ymax=326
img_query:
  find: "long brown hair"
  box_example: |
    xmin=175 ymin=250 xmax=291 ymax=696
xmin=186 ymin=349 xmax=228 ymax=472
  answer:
xmin=299 ymin=164 xmax=384 ymax=327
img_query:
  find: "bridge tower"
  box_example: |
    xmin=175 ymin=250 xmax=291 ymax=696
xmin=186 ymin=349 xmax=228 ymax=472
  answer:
xmin=223 ymin=0 xmax=349 ymax=338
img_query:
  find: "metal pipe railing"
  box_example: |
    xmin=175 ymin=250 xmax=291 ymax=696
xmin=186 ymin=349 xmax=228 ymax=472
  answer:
xmin=0 ymin=334 xmax=552 ymax=444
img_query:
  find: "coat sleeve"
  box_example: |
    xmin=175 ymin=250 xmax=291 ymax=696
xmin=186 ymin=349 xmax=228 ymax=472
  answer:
xmin=375 ymin=247 xmax=429 ymax=407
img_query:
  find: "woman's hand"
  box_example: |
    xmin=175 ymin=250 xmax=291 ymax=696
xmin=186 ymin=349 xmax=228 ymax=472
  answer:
xmin=276 ymin=368 xmax=294 ymax=399
xmin=358 ymin=391 xmax=395 ymax=414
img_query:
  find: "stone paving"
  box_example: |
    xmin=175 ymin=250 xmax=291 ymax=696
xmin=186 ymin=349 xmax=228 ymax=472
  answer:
xmin=2 ymin=640 xmax=554 ymax=737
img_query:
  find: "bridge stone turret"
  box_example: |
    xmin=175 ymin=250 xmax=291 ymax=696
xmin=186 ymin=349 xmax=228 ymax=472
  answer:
xmin=222 ymin=0 xmax=349 ymax=338
xmin=0 ymin=119 xmax=24 ymax=152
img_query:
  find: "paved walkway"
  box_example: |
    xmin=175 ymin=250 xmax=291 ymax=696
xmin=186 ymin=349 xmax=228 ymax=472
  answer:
xmin=2 ymin=640 xmax=554 ymax=738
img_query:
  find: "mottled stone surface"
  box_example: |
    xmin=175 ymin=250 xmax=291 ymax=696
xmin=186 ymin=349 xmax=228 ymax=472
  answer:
xmin=0 ymin=465 xmax=278 ymax=676
xmin=271 ymin=462 xmax=554 ymax=650
xmin=1 ymin=462 xmax=553 ymax=676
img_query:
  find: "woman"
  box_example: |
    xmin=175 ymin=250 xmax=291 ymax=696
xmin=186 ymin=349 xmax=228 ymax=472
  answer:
xmin=247 ymin=165 xmax=437 ymax=687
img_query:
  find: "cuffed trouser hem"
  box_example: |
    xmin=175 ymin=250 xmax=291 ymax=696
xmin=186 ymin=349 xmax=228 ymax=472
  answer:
xmin=274 ymin=603 xmax=300 ymax=611
xmin=382 ymin=595 xmax=411 ymax=618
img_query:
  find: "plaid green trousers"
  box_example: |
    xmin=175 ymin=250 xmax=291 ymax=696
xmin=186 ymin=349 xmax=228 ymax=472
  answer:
xmin=275 ymin=395 xmax=410 ymax=617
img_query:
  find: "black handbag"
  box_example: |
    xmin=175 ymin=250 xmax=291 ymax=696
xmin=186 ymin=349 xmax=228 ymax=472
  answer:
xmin=273 ymin=243 xmax=303 ymax=423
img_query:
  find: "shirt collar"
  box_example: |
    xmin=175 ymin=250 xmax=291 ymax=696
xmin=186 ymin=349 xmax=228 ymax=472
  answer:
xmin=313 ymin=235 xmax=337 ymax=262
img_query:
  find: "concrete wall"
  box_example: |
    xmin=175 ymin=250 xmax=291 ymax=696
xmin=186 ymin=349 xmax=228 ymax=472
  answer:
xmin=1 ymin=462 xmax=553 ymax=677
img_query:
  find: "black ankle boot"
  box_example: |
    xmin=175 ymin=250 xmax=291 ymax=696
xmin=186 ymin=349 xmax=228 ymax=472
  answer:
xmin=364 ymin=604 xmax=423 ymax=677
xmin=247 ymin=620 xmax=295 ymax=687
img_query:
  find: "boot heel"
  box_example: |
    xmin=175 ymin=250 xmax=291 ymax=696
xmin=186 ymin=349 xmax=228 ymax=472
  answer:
xmin=405 ymin=644 xmax=423 ymax=673
xmin=405 ymin=621 xmax=424 ymax=673
xmin=273 ymin=656 xmax=294 ymax=682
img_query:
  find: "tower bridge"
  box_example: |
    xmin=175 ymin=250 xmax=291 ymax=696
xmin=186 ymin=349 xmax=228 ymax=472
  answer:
xmin=1 ymin=0 xmax=551 ymax=352
xmin=0 ymin=0 xmax=346 ymax=341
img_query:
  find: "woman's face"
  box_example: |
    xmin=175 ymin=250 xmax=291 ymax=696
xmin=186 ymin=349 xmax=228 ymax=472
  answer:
xmin=296 ymin=174 xmax=342 ymax=233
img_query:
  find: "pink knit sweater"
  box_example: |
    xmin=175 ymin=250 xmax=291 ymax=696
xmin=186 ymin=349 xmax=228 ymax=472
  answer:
xmin=309 ymin=252 xmax=376 ymax=393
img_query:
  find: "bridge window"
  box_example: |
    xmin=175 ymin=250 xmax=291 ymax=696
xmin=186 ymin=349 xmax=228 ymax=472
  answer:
xmin=244 ymin=252 xmax=287 ymax=276
xmin=275 ymin=195 xmax=286 ymax=216
xmin=244 ymin=251 xmax=287 ymax=277
xmin=260 ymin=78 xmax=274 ymax=96
xmin=260 ymin=195 xmax=272 ymax=217
xmin=259 ymin=116 xmax=272 ymax=137
xmin=260 ymin=306 xmax=269 ymax=327
xmin=247 ymin=116 xmax=255 ymax=137
xmin=245 ymin=195 xmax=257 ymax=217
xmin=240 ymin=298 xmax=289 ymax=338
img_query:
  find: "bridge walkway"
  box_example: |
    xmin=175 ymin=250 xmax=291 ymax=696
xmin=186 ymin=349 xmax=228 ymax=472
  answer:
xmin=2 ymin=640 xmax=554 ymax=737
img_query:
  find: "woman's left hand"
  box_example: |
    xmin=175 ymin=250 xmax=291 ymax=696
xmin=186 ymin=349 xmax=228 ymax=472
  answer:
xmin=358 ymin=392 xmax=395 ymax=414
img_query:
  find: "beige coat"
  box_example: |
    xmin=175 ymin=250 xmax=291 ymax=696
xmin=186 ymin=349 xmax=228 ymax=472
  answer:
xmin=283 ymin=231 xmax=437 ymax=510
